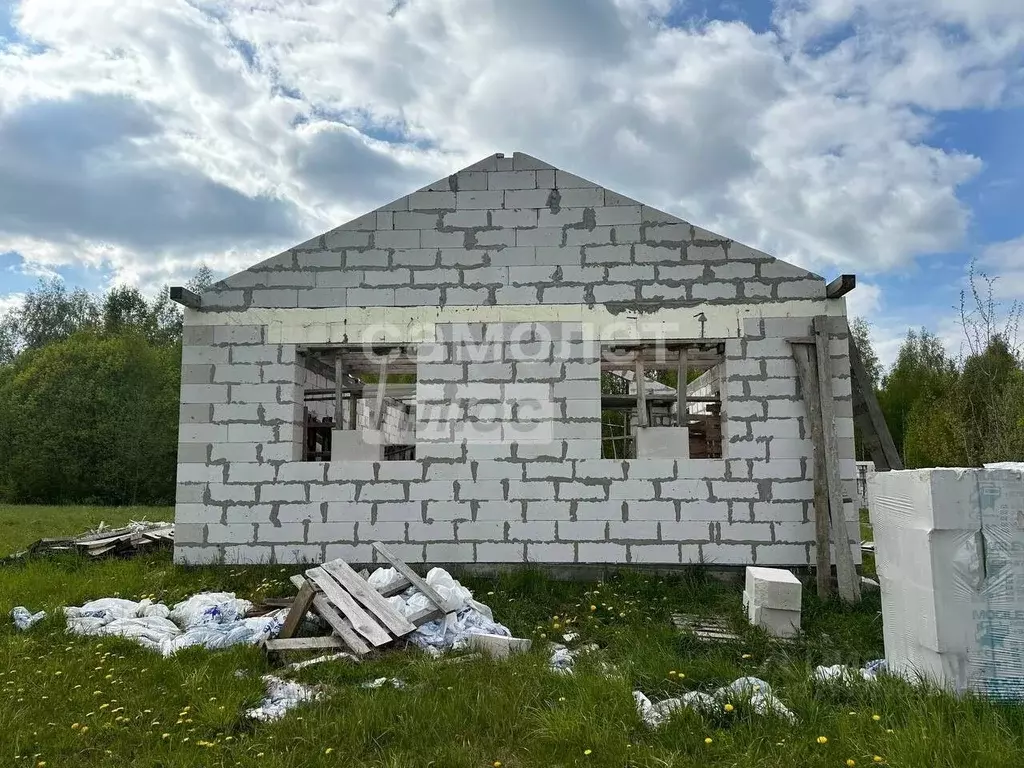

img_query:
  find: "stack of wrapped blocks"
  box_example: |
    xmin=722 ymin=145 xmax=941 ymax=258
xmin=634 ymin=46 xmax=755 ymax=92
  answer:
xmin=743 ymin=566 xmax=803 ymax=638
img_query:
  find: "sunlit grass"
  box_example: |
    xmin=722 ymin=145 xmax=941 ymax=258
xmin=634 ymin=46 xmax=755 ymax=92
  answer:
xmin=1 ymin=505 xmax=1022 ymax=767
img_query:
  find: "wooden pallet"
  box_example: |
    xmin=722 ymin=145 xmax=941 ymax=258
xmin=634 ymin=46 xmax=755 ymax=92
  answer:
xmin=271 ymin=542 xmax=449 ymax=656
xmin=672 ymin=613 xmax=796 ymax=644
xmin=672 ymin=614 xmax=743 ymax=642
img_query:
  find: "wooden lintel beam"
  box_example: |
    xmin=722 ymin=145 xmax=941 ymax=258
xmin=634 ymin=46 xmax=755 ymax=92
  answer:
xmin=169 ymin=286 xmax=201 ymax=310
xmin=826 ymin=274 xmax=856 ymax=299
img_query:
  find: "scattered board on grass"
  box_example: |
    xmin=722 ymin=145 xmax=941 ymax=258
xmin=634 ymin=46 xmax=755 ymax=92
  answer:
xmin=672 ymin=613 xmax=796 ymax=644
xmin=671 ymin=614 xmax=743 ymax=642
xmin=270 ymin=542 xmax=449 ymax=657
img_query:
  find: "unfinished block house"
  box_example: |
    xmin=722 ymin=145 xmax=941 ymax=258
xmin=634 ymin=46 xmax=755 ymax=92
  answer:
xmin=173 ymin=152 xmax=860 ymax=570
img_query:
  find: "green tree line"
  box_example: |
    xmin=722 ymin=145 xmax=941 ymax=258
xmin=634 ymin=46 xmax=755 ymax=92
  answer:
xmin=0 ymin=270 xmax=211 ymax=505
xmin=850 ymin=269 xmax=1024 ymax=468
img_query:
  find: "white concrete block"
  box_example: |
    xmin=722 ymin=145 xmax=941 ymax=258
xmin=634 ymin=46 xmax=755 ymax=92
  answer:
xmin=744 ymin=566 xmax=802 ymax=611
xmin=636 ymin=427 xmax=690 ymax=459
xmin=749 ymin=604 xmax=801 ymax=638
xmin=467 ymin=633 xmax=533 ymax=659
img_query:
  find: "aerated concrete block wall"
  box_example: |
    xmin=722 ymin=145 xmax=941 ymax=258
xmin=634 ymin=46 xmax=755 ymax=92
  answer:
xmin=175 ymin=151 xmax=858 ymax=567
xmin=199 ymin=153 xmax=825 ymax=312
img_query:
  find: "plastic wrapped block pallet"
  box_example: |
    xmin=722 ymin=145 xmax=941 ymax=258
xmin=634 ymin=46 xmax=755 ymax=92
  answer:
xmin=869 ymin=467 xmax=1024 ymax=700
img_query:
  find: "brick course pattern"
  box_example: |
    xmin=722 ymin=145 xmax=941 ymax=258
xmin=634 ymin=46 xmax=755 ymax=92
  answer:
xmin=176 ymin=153 xmax=858 ymax=567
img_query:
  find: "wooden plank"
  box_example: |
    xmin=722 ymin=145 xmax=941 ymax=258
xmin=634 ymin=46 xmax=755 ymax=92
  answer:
xmin=373 ymin=356 xmax=388 ymax=430
xmin=279 ymin=581 xmax=316 ymax=639
xmin=265 ymin=636 xmax=347 ymax=652
xmin=306 ymin=567 xmax=394 ymax=646
xmin=335 ymin=355 xmax=346 ymax=430
xmin=169 ymin=286 xmax=201 ymax=309
xmin=321 ymin=559 xmax=416 ymax=637
xmin=848 ymin=331 xmax=903 ymax=471
xmin=377 ymin=577 xmax=413 ymax=598
xmin=290 ymin=573 xmax=315 ymax=591
xmin=408 ymin=606 xmax=445 ymax=627
xmin=813 ymin=316 xmax=861 ymax=604
xmin=371 ymin=542 xmax=451 ymax=612
xmin=635 ymin=358 xmax=649 ymax=428
xmin=677 ymin=348 xmax=688 ymax=427
xmin=261 ymin=597 xmax=295 ymax=608
xmin=792 ymin=342 xmax=832 ymax=600
xmin=311 ymin=595 xmax=372 ymax=655
xmin=825 ymin=274 xmax=856 ymax=298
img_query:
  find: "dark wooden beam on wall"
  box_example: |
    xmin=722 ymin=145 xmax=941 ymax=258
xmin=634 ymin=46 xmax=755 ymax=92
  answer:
xmin=825 ymin=274 xmax=856 ymax=299
xmin=169 ymin=286 xmax=201 ymax=310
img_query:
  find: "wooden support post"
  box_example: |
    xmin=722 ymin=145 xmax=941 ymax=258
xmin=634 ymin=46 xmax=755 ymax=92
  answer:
xmin=279 ymin=581 xmax=316 ymax=639
xmin=791 ymin=344 xmax=832 ymax=600
xmin=676 ymin=348 xmax=688 ymax=427
xmin=373 ymin=356 xmax=388 ymax=431
xmin=334 ymin=355 xmax=346 ymax=430
xmin=813 ymin=316 xmax=861 ymax=603
xmin=848 ymin=330 xmax=903 ymax=471
xmin=635 ymin=358 xmax=649 ymax=428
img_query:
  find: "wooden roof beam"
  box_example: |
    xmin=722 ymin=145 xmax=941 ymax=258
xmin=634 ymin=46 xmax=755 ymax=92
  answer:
xmin=826 ymin=274 xmax=856 ymax=299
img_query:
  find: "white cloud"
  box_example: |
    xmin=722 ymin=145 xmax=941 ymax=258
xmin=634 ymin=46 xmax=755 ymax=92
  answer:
xmin=846 ymin=282 xmax=882 ymax=319
xmin=0 ymin=292 xmax=24 ymax=316
xmin=980 ymin=237 xmax=1024 ymax=302
xmin=0 ymin=0 xmax=1020 ymax=287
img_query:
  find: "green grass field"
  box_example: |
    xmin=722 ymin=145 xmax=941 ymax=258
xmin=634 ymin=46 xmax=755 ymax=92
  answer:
xmin=1 ymin=504 xmax=1022 ymax=767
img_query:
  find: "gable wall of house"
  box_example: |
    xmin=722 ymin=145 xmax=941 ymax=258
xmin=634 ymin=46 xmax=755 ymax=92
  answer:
xmin=176 ymin=153 xmax=857 ymax=568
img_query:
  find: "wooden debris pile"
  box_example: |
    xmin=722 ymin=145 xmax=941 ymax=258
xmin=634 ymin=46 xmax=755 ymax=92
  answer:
xmin=6 ymin=521 xmax=174 ymax=562
xmin=266 ymin=541 xmax=451 ymax=657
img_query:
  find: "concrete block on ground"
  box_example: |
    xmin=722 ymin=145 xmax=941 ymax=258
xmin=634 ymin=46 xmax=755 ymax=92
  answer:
xmin=744 ymin=566 xmax=803 ymax=611
xmin=467 ymin=633 xmax=533 ymax=659
xmin=749 ymin=604 xmax=801 ymax=638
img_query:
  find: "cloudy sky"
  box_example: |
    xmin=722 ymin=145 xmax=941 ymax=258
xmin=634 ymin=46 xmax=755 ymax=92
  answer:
xmin=1 ymin=0 xmax=1022 ymax=365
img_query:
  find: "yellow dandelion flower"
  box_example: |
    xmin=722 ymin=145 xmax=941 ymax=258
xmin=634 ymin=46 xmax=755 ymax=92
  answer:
xmin=872 ymin=714 xmax=881 ymax=721
xmin=620 ymin=612 xmax=626 ymax=617
xmin=669 ymin=670 xmax=677 ymax=677
xmin=886 ymin=729 xmax=894 ymax=734
xmin=162 ymin=733 xmax=170 ymax=739
xmin=256 ymin=753 xmax=264 ymax=758
xmin=847 ymin=760 xmax=857 ymax=767
xmin=71 ymin=723 xmax=80 ymax=730
xmin=741 ymin=653 xmax=752 ymax=659
xmin=873 ymin=758 xmax=883 ymax=764
xmin=553 ymin=623 xmax=561 ymax=629
xmin=679 ymin=673 xmax=686 ymax=679
xmin=590 ymin=605 xmax=597 ymax=611
xmin=817 ymin=736 xmax=828 ymax=744
xmin=80 ymin=727 xmax=88 ymax=734
xmin=704 ymin=737 xmax=713 ymax=745
xmin=584 ymin=749 xmax=592 ymax=756
xmin=724 ymin=704 xmax=734 ymax=712
xmin=325 ymin=748 xmax=333 ymax=755
xmin=493 ymin=762 xmax=502 ymax=767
